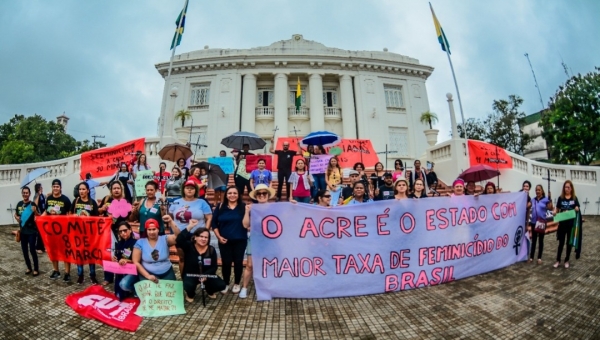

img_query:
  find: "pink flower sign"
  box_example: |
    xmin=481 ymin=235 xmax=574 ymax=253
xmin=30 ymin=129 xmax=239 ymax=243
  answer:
xmin=107 ymin=199 xmax=132 ymax=218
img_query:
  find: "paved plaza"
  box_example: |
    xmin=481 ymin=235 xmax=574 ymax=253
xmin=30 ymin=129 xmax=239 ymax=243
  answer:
xmin=0 ymin=217 xmax=599 ymax=340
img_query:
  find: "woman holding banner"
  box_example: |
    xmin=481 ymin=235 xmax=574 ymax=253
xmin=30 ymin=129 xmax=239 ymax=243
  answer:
xmin=99 ymin=180 xmax=132 ymax=286
xmin=448 ymin=179 xmax=466 ymax=197
xmin=15 ymin=186 xmax=40 ymax=276
xmin=528 ymin=185 xmax=552 ymax=265
xmin=177 ymin=224 xmax=226 ymax=302
xmin=212 ymin=186 xmax=247 ymax=294
xmin=133 ymin=216 xmax=180 ymax=284
xmin=553 ymin=180 xmax=580 ymax=269
xmin=71 ymin=182 xmax=100 ymax=285
xmin=394 ymin=178 xmax=410 ymax=200
xmin=112 ymin=163 xmax=134 ymax=203
xmin=239 ymin=184 xmax=274 ymax=298
xmin=33 ymin=183 xmax=46 ymax=254
xmin=408 ymin=179 xmax=428 ymax=199
xmin=484 ymin=182 xmax=497 ymax=194
xmin=114 ymin=221 xmax=138 ymax=301
xmin=345 ymin=182 xmax=373 ymax=205
xmin=316 ymin=189 xmax=332 ymax=207
xmin=288 ymin=159 xmax=313 ymax=204
xmin=132 ymin=181 xmax=167 ymax=238
xmin=132 ymin=154 xmax=150 ymax=179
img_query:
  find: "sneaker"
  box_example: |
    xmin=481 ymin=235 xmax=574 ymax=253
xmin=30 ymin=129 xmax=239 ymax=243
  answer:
xmin=221 ymin=286 xmax=229 ymax=295
xmin=553 ymin=262 xmax=560 ymax=268
xmin=77 ymin=275 xmax=84 ymax=285
xmin=90 ymin=276 xmax=99 ymax=285
xmin=232 ymin=284 xmax=241 ymax=294
xmin=564 ymin=262 xmax=570 ymax=269
xmin=239 ymin=288 xmax=248 ymax=299
xmin=49 ymin=271 xmax=60 ymax=279
xmin=63 ymin=274 xmax=71 ymax=282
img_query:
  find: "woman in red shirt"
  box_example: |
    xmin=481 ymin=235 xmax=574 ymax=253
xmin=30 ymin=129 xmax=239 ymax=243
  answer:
xmin=288 ymin=159 xmax=313 ymax=203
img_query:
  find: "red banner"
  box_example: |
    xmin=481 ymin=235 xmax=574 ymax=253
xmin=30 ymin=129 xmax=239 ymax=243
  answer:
xmin=467 ymin=140 xmax=513 ymax=169
xmin=37 ymin=216 xmax=112 ymax=265
xmin=274 ymin=137 xmax=379 ymax=169
xmin=245 ymin=155 xmax=273 ymax=172
xmin=80 ymin=138 xmax=145 ymax=179
xmin=65 ymin=285 xmax=142 ymax=332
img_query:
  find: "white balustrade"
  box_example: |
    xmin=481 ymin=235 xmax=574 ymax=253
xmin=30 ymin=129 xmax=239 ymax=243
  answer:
xmin=0 ymin=169 xmax=21 ymax=185
xmin=145 ymin=138 xmax=161 ymax=156
xmin=570 ymin=170 xmax=597 ymax=184
xmin=511 ymin=157 xmax=528 ymax=173
xmin=324 ymin=107 xmax=341 ymax=120
xmin=431 ymin=144 xmax=452 ymax=161
xmin=532 ymin=164 xmax=566 ymax=180
xmin=288 ymin=107 xmax=310 ymax=119
xmin=256 ymin=107 xmax=274 ymax=119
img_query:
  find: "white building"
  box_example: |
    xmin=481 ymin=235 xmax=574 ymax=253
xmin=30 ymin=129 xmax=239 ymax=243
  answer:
xmin=521 ymin=110 xmax=548 ymax=161
xmin=156 ymin=34 xmax=435 ymax=167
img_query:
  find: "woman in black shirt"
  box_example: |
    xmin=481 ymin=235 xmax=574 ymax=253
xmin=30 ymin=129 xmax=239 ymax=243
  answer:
xmin=71 ymin=181 xmax=100 ymax=285
xmin=115 ymin=221 xmax=138 ymax=301
xmin=177 ymin=223 xmax=226 ymax=302
xmin=553 ymin=180 xmax=580 ymax=269
xmin=15 ymin=186 xmax=39 ymax=276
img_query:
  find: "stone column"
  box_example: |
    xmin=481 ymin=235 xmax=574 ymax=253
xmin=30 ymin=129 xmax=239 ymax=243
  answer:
xmin=274 ymin=73 xmax=289 ymax=137
xmin=309 ymin=73 xmax=325 ymax=132
xmin=163 ymin=86 xmax=178 ymax=139
xmin=241 ymin=74 xmax=257 ymax=132
xmin=339 ymin=74 xmax=356 ymax=138
xmin=447 ymin=93 xmax=459 ymax=139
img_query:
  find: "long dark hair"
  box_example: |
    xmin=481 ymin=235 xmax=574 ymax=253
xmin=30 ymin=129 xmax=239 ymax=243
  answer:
xmin=193 ymin=227 xmax=214 ymax=256
xmin=219 ymin=186 xmax=244 ymax=213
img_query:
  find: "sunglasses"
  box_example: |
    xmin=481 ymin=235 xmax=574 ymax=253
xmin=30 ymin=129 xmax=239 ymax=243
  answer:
xmin=118 ymin=229 xmax=129 ymax=233
xmin=256 ymin=192 xmax=268 ymax=196
xmin=323 ymin=195 xmax=331 ymax=198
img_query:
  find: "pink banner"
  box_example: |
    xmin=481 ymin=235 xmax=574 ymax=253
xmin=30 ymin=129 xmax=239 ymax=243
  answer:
xmin=102 ymin=260 xmax=138 ymax=275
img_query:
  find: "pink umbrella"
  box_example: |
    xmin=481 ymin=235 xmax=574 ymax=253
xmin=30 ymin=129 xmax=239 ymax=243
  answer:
xmin=459 ymin=165 xmax=500 ymax=183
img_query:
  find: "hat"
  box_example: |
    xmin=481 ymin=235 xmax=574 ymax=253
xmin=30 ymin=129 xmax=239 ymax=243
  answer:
xmin=394 ymin=178 xmax=409 ymax=186
xmin=145 ymin=218 xmax=159 ymax=230
xmin=51 ymin=179 xmax=62 ymax=187
xmin=348 ymin=170 xmax=359 ymax=176
xmin=383 ymin=172 xmax=393 ymax=178
xmin=249 ymin=184 xmax=276 ymax=200
xmin=453 ymin=178 xmax=465 ymax=187
xmin=183 ymin=180 xmax=197 ymax=187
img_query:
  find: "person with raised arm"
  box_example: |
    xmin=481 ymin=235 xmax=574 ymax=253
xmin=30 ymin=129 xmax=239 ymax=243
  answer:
xmin=270 ymin=138 xmax=301 ymax=202
xmin=132 ymin=216 xmax=180 ymax=284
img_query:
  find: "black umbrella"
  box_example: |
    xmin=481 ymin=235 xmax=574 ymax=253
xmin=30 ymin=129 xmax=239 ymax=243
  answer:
xmin=194 ymin=162 xmax=228 ymax=189
xmin=220 ymin=131 xmax=266 ymax=150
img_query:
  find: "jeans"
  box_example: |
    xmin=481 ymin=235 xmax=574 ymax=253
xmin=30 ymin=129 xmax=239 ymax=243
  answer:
xmin=118 ymin=274 xmax=139 ymax=292
xmin=556 ymin=223 xmax=573 ymax=262
xmin=529 ymin=225 xmax=545 ymax=260
xmin=277 ymin=170 xmax=291 ymax=200
xmin=293 ymin=196 xmax=311 ymax=203
xmin=20 ymin=233 xmax=38 ymax=271
xmin=35 ymin=226 xmax=45 ymax=251
xmin=183 ymin=275 xmax=227 ymax=297
xmin=312 ymin=174 xmax=326 ymax=192
xmin=218 ymin=239 xmax=248 ymax=285
xmin=77 ymin=264 xmax=96 ymax=277
xmin=138 ymin=266 xmax=176 ymax=282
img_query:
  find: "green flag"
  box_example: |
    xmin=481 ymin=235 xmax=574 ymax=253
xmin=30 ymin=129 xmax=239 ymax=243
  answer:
xmin=170 ymin=0 xmax=189 ymax=50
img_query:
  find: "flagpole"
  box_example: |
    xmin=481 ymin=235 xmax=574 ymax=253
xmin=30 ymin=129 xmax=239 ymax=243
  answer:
xmin=159 ymin=0 xmax=189 ymax=142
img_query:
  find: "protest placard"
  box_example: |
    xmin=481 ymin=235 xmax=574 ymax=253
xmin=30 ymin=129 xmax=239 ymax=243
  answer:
xmin=80 ymin=138 xmax=145 ymax=179
xmin=245 ymin=155 xmax=273 ymax=172
xmin=308 ymin=154 xmax=333 ymax=174
xmin=134 ymin=170 xmax=155 ymax=197
xmin=37 ymin=216 xmax=112 ymax=265
xmin=208 ymin=157 xmax=235 ymax=174
xmin=468 ymin=140 xmax=513 ymax=168
xmin=102 ymin=260 xmax=137 ymax=275
xmin=250 ymin=192 xmax=528 ymax=300
xmin=134 ymin=280 xmax=186 ymax=317
xmin=553 ymin=210 xmax=576 ymax=222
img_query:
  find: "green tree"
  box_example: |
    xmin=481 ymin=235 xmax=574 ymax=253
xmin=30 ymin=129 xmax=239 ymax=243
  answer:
xmin=540 ymin=67 xmax=600 ymax=165
xmin=484 ymin=95 xmax=532 ymax=155
xmin=0 ymin=114 xmax=105 ymax=164
xmin=456 ymin=118 xmax=486 ymax=140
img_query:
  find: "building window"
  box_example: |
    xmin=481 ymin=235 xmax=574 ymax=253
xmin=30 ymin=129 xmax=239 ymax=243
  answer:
xmin=257 ymin=88 xmax=274 ymax=107
xmin=289 ymin=86 xmax=307 ymax=106
xmin=384 ymin=86 xmax=404 ymax=109
xmin=322 ymin=88 xmax=338 ymax=107
xmin=189 ymin=84 xmax=210 ymax=108
xmin=389 ymin=127 xmax=409 ymax=157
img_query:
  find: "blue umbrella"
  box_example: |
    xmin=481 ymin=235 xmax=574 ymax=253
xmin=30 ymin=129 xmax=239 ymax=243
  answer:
xmin=20 ymin=168 xmax=50 ymax=188
xmin=221 ymin=131 xmax=266 ymax=150
xmin=300 ymin=131 xmax=341 ymax=147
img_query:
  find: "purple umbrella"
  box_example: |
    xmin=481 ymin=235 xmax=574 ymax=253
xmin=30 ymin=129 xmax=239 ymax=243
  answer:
xmin=459 ymin=165 xmax=500 ymax=183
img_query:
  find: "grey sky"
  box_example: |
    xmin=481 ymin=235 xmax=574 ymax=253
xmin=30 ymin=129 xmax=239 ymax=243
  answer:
xmin=1 ymin=0 xmax=598 ymax=146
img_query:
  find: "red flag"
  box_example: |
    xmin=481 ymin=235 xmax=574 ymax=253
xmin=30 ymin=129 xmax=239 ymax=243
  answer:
xmin=467 ymin=140 xmax=513 ymax=168
xmin=80 ymin=138 xmax=145 ymax=179
xmin=65 ymin=285 xmax=142 ymax=332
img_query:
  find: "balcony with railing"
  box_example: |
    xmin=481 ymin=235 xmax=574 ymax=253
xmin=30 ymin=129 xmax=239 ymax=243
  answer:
xmin=288 ymin=107 xmax=310 ymax=120
xmin=256 ymin=107 xmax=274 ymax=120
xmin=324 ymin=107 xmax=341 ymax=120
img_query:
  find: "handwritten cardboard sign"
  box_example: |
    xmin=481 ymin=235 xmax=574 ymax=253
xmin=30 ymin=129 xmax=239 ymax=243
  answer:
xmin=102 ymin=260 xmax=137 ymax=275
xmin=134 ymin=280 xmax=186 ymax=317
xmin=37 ymin=216 xmax=112 ymax=265
xmin=134 ymin=170 xmax=155 ymax=197
xmin=208 ymin=157 xmax=235 ymax=174
xmin=308 ymin=154 xmax=333 ymax=174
